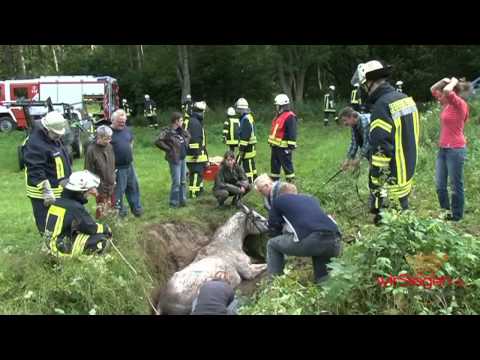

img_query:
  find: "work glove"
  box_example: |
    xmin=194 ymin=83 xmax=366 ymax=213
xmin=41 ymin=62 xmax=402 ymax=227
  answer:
xmin=41 ymin=180 xmax=56 ymax=207
xmin=284 ymin=149 xmax=291 ymax=155
xmin=59 ymin=178 xmax=69 ymax=188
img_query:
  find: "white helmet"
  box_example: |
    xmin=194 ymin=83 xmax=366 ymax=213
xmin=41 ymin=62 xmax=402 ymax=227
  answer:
xmin=274 ymin=94 xmax=290 ymax=106
xmin=144 ymin=94 xmax=150 ymax=100
xmin=329 ymin=85 xmax=335 ymax=91
xmin=193 ymin=101 xmax=207 ymax=111
xmin=396 ymin=80 xmax=403 ymax=86
xmin=65 ymin=170 xmax=100 ymax=192
xmin=235 ymin=98 xmax=249 ymax=110
xmin=353 ymin=83 xmax=360 ymax=88
xmin=41 ymin=111 xmax=67 ymax=136
xmin=122 ymin=99 xmax=127 ymax=103
xmin=227 ymin=107 xmax=236 ymax=116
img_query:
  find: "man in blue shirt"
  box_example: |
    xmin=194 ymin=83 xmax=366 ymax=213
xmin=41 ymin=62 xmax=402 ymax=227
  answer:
xmin=267 ymin=192 xmax=342 ymax=283
xmin=339 ymin=106 xmax=371 ymax=171
xmin=111 ymin=109 xmax=144 ymax=217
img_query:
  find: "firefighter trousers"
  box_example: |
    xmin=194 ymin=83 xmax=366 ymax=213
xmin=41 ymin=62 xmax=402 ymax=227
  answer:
xmin=270 ymin=146 xmax=295 ymax=182
xmin=187 ymin=162 xmax=206 ymax=198
xmin=30 ymin=198 xmax=49 ymax=235
xmin=240 ymin=157 xmax=257 ymax=184
xmin=52 ymin=233 xmax=109 ymax=258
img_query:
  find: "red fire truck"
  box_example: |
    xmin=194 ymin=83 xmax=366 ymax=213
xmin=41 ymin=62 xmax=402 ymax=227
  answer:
xmin=0 ymin=75 xmax=119 ymax=133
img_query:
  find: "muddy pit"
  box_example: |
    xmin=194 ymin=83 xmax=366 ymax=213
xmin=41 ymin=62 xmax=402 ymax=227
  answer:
xmin=139 ymin=220 xmax=268 ymax=312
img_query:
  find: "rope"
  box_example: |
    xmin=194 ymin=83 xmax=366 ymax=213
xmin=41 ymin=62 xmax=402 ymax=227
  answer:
xmin=108 ymin=238 xmax=159 ymax=315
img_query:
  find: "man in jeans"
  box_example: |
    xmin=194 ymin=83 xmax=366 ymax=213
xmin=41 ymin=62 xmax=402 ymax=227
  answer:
xmin=155 ymin=112 xmax=191 ymax=208
xmin=111 ymin=109 xmax=144 ymax=217
xmin=266 ymin=192 xmax=342 ymax=284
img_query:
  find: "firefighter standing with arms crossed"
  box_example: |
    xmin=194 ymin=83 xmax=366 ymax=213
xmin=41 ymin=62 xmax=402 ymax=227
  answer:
xmin=235 ymin=98 xmax=257 ymax=184
xmin=223 ymin=107 xmax=240 ymax=152
xmin=23 ymin=111 xmax=72 ymax=235
xmin=351 ymin=60 xmax=419 ymax=225
xmin=186 ymin=101 xmax=208 ymax=198
xmin=268 ymin=94 xmax=298 ymax=183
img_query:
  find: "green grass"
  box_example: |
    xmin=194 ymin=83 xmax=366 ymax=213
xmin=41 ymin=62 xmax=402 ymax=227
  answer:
xmin=0 ymin=99 xmax=479 ymax=314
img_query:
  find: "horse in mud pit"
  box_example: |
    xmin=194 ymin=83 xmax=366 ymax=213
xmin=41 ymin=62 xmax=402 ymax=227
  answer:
xmin=155 ymin=205 xmax=269 ymax=315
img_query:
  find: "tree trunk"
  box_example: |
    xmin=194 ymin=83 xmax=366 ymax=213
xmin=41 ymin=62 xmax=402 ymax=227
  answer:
xmin=176 ymin=45 xmax=191 ymax=101
xmin=294 ymin=67 xmax=307 ymax=103
xmin=136 ymin=45 xmax=143 ymax=70
xmin=127 ymin=45 xmax=135 ymax=69
xmin=18 ymin=45 xmax=27 ymax=76
xmin=317 ymin=64 xmax=323 ymax=92
xmin=51 ymin=45 xmax=59 ymax=73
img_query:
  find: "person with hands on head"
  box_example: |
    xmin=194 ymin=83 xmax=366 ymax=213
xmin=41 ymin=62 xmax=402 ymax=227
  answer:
xmin=430 ymin=76 xmax=472 ymax=221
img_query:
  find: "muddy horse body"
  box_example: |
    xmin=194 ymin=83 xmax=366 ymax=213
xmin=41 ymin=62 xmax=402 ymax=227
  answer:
xmin=157 ymin=208 xmax=268 ymax=314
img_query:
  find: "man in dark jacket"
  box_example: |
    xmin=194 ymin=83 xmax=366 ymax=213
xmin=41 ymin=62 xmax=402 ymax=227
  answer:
xmin=44 ymin=170 xmax=112 ymax=258
xmin=155 ymin=112 xmax=191 ymax=208
xmin=351 ymin=60 xmax=419 ymax=224
xmin=23 ymin=111 xmax=72 ymax=234
xmin=111 ymin=109 xmax=143 ymax=217
xmin=267 ymin=193 xmax=342 ymax=283
xmin=213 ymin=151 xmax=251 ymax=207
xmin=85 ymin=125 xmax=116 ymax=219
xmin=185 ymin=101 xmax=208 ymax=198
xmin=191 ymin=273 xmax=238 ymax=315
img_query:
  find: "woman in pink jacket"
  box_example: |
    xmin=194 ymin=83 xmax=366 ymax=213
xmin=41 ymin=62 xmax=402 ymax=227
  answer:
xmin=430 ymin=77 xmax=472 ymax=221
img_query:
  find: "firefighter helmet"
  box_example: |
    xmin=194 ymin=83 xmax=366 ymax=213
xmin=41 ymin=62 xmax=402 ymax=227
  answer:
xmin=144 ymin=94 xmax=150 ymax=100
xmin=227 ymin=107 xmax=236 ymax=116
xmin=193 ymin=101 xmax=207 ymax=111
xmin=235 ymin=98 xmax=249 ymax=110
xmin=41 ymin=111 xmax=67 ymax=136
xmin=122 ymin=99 xmax=127 ymax=104
xmin=396 ymin=80 xmax=403 ymax=86
xmin=65 ymin=170 xmax=100 ymax=192
xmin=352 ymin=60 xmax=392 ymax=86
xmin=274 ymin=94 xmax=290 ymax=106
xmin=329 ymin=85 xmax=336 ymax=91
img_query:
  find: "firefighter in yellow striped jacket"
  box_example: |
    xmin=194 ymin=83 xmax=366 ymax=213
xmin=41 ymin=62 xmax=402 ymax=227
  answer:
xmin=324 ymin=85 xmax=337 ymax=126
xmin=235 ymin=98 xmax=257 ymax=183
xmin=23 ymin=111 xmax=72 ymax=234
xmin=182 ymin=94 xmax=192 ymax=131
xmin=186 ymin=101 xmax=209 ymax=198
xmin=44 ymin=170 xmax=112 ymax=258
xmin=223 ymin=107 xmax=240 ymax=152
xmin=268 ymin=94 xmax=298 ymax=182
xmin=352 ymin=60 xmax=419 ymax=225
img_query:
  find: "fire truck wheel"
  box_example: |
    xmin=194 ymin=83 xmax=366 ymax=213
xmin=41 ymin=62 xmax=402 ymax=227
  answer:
xmin=18 ymin=146 xmax=25 ymax=170
xmin=0 ymin=117 xmax=16 ymax=133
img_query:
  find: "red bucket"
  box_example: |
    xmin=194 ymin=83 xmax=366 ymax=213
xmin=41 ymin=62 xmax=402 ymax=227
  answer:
xmin=204 ymin=163 xmax=220 ymax=181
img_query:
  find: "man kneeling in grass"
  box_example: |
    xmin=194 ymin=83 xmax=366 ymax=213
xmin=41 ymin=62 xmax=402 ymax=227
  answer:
xmin=213 ymin=151 xmax=251 ymax=208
